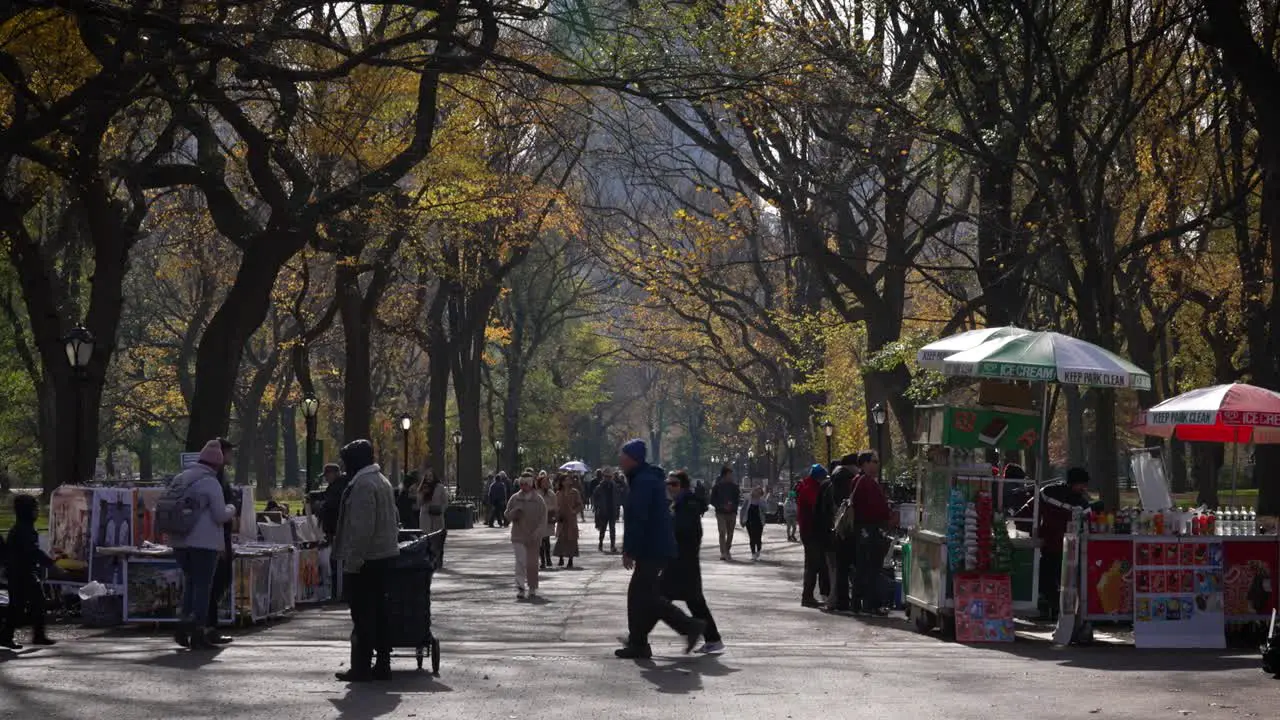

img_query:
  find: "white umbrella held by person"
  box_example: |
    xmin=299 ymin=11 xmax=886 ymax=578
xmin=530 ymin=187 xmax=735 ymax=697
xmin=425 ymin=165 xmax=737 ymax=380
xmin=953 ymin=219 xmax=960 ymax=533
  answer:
xmin=559 ymin=460 xmax=590 ymax=474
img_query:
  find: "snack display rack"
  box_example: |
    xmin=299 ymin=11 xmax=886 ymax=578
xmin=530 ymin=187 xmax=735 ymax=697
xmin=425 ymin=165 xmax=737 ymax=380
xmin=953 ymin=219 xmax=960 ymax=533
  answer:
xmin=1075 ymin=529 xmax=1278 ymax=640
xmin=907 ymin=404 xmax=1043 ymax=638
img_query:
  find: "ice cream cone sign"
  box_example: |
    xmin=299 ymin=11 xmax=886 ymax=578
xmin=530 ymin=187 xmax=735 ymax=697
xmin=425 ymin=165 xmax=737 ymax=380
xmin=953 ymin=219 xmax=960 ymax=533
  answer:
xmin=1098 ymin=560 xmax=1132 ymax=615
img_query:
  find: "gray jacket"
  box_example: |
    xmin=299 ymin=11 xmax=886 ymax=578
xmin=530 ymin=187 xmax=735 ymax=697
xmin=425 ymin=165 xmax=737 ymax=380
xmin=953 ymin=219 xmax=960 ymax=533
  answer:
xmin=167 ymin=464 xmax=237 ymax=552
xmin=334 ymin=464 xmax=401 ymax=573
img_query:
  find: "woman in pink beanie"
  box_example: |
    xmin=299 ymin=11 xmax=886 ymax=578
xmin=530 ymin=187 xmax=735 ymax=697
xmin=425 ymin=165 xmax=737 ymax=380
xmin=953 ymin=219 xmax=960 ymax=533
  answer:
xmin=167 ymin=439 xmax=238 ymax=649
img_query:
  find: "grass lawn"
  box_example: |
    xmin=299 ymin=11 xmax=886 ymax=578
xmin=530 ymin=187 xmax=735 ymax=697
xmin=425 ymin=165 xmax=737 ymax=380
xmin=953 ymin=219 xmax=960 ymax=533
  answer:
xmin=1119 ymin=488 xmax=1259 ymax=509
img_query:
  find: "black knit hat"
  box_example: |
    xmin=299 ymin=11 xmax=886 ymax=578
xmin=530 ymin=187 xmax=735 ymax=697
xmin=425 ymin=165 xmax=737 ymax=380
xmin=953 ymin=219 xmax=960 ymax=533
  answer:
xmin=1067 ymin=467 xmax=1090 ymax=487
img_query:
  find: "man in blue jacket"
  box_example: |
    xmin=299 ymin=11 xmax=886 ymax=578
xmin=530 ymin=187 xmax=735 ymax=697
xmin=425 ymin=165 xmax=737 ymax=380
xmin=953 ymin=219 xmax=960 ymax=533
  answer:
xmin=615 ymin=439 xmax=706 ymax=659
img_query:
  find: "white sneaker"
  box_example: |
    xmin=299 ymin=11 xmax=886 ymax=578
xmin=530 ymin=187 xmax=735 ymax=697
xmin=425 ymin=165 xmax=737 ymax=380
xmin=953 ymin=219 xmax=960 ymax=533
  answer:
xmin=517 ymin=588 xmax=526 ymax=600
xmin=697 ymin=641 xmax=725 ymax=654
xmin=528 ymin=589 xmax=538 ymax=599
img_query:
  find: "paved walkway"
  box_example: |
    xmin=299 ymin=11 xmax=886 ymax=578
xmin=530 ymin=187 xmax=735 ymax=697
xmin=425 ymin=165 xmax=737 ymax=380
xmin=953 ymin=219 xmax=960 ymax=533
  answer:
xmin=0 ymin=520 xmax=1273 ymax=719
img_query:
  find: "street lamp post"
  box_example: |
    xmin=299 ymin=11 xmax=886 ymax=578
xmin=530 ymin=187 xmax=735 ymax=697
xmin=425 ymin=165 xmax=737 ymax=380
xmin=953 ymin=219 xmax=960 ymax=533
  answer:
xmin=63 ymin=327 xmax=95 ymax=484
xmin=400 ymin=414 xmax=412 ymax=482
xmin=747 ymin=448 xmax=756 ymax=483
xmin=821 ymin=420 xmax=835 ymax=466
xmin=871 ymin=403 xmax=886 ymax=472
xmin=786 ymin=435 xmax=796 ymax=486
xmin=452 ymin=430 xmax=463 ymax=494
xmin=518 ymin=444 xmax=527 ymax=471
xmin=764 ymin=440 xmax=774 ymax=485
xmin=493 ymin=439 xmax=503 ymax=473
xmin=301 ymin=394 xmax=319 ymax=493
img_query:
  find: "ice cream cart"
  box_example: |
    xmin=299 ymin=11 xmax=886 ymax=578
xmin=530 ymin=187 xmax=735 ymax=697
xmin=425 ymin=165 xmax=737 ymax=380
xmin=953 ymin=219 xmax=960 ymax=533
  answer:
xmin=906 ymin=404 xmax=1043 ymax=637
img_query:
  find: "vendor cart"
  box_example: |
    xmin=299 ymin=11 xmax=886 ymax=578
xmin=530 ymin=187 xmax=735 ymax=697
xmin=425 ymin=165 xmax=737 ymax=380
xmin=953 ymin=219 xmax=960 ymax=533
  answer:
xmin=386 ymin=531 xmax=444 ymax=674
xmin=906 ymin=404 xmax=1043 ymax=636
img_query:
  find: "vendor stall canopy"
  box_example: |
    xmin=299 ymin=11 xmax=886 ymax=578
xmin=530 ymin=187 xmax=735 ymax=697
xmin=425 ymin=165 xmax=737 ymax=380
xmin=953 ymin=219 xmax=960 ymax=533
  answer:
xmin=1134 ymin=383 xmax=1280 ymax=444
xmin=940 ymin=330 xmax=1152 ymax=391
xmin=915 ymin=326 xmax=1032 ymax=370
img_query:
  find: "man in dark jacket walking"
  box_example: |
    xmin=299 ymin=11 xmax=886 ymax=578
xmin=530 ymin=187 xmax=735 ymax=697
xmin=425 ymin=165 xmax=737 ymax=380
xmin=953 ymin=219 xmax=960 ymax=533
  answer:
xmin=592 ymin=472 xmax=619 ymax=552
xmin=709 ymin=467 xmax=741 ymax=561
xmin=615 ymin=439 xmax=706 ymax=659
xmin=815 ymin=453 xmax=859 ymax=613
xmin=661 ymin=470 xmax=724 ymax=653
xmin=487 ymin=472 xmax=510 ymax=528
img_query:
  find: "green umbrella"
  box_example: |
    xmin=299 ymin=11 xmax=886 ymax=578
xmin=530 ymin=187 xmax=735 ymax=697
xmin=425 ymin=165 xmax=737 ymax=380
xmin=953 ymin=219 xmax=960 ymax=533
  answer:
xmin=915 ymin=326 xmax=1032 ymax=370
xmin=941 ymin=331 xmax=1152 ymax=390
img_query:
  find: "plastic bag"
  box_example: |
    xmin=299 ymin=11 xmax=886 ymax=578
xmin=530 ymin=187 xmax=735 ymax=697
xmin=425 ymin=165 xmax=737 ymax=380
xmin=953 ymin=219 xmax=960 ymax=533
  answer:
xmin=78 ymin=580 xmax=111 ymax=601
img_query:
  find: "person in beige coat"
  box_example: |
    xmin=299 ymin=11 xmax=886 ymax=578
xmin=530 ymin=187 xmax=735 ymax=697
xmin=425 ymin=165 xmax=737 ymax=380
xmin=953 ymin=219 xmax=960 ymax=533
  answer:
xmin=332 ymin=439 xmax=400 ymax=682
xmin=505 ymin=473 xmax=548 ymax=600
xmin=553 ymin=474 xmax=583 ymax=567
xmin=417 ymin=470 xmax=450 ymax=569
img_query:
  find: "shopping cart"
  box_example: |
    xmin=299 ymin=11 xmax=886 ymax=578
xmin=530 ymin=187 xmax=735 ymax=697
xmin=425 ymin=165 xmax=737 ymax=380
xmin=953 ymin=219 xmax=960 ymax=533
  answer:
xmin=387 ymin=530 xmax=443 ymax=674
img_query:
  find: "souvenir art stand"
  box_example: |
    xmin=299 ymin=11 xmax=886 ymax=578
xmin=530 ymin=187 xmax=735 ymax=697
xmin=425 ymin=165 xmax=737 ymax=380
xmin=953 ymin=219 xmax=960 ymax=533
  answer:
xmin=907 ymin=404 xmax=1043 ymax=640
xmin=48 ymin=483 xmax=332 ymax=626
xmin=98 ymin=542 xmax=298 ymax=625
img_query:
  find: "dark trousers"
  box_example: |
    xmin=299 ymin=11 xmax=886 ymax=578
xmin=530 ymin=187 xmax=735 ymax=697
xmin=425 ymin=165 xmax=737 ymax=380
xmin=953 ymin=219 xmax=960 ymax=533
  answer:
xmin=627 ymin=560 xmax=696 ymax=648
xmin=854 ymin=526 xmax=889 ymax=612
xmin=206 ymin=552 xmax=233 ymax=628
xmin=746 ymin=523 xmax=764 ymax=555
xmin=683 ymin=593 xmax=721 ymax=644
xmin=826 ymin=542 xmax=855 ymax=610
xmin=802 ymin=538 xmax=830 ymax=601
xmin=1 ymin=573 xmax=46 ymax=639
xmin=488 ymin=505 xmax=506 ymax=527
xmin=175 ymin=547 xmax=218 ymax=627
xmin=597 ymin=519 xmax=617 ymax=549
xmin=540 ymin=537 xmax=552 ymax=566
xmin=346 ymin=558 xmax=392 ymax=672
xmin=1041 ymin=551 xmax=1063 ymax=616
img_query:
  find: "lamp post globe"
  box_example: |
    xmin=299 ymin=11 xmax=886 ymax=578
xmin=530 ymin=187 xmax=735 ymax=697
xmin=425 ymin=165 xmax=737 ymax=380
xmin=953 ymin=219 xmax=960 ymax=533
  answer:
xmin=399 ymin=414 xmax=412 ymax=483
xmin=451 ymin=430 xmax=463 ymax=492
xmin=62 ymin=326 xmax=95 ymax=485
xmin=63 ymin=326 xmax=95 ymax=370
xmin=301 ymin=394 xmax=318 ymax=493
xmin=821 ymin=420 xmax=835 ymax=466
xmin=871 ymin=402 xmax=886 ymax=470
xmin=786 ymin=435 xmax=796 ymax=485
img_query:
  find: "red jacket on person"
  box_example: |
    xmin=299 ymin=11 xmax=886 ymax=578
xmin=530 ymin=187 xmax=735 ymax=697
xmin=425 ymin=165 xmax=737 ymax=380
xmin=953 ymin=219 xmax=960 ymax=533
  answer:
xmin=796 ymin=476 xmax=823 ymax=536
xmin=850 ymin=472 xmax=892 ymax=526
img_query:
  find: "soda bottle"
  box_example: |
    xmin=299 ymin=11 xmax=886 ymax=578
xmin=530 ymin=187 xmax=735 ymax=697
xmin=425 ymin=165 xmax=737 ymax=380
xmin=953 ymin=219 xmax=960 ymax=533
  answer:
xmin=1248 ymin=508 xmax=1258 ymax=536
xmin=1207 ymin=510 xmax=1216 ymax=536
xmin=1154 ymin=510 xmax=1165 ymax=536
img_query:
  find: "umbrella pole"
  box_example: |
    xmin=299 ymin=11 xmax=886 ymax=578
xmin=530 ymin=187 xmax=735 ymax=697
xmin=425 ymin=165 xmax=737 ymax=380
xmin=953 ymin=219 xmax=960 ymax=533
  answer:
xmin=1231 ymin=434 xmax=1239 ymax=507
xmin=1032 ymin=381 xmax=1051 ymax=612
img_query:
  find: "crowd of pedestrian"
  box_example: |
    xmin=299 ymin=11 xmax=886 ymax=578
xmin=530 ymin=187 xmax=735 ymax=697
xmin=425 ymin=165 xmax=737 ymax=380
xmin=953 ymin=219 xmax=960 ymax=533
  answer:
xmin=0 ymin=431 xmax=895 ymax=673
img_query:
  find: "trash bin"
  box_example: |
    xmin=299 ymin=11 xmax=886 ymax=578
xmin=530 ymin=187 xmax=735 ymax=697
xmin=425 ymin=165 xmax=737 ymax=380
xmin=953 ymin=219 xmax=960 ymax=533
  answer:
xmin=901 ymin=540 xmax=911 ymax=599
xmin=445 ymin=503 xmax=474 ymax=530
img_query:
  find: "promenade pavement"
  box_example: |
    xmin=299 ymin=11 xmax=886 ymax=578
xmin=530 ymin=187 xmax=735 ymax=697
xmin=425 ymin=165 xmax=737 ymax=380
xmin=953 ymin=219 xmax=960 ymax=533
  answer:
xmin=0 ymin=519 xmax=1272 ymax=719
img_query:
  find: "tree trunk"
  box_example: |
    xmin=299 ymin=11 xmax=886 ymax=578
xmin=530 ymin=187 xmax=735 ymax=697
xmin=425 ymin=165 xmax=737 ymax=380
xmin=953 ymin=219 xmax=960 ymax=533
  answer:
xmin=186 ymin=237 xmax=303 ymax=451
xmin=338 ymin=258 xmax=373 ymax=444
xmin=452 ymin=318 xmax=487 ymax=498
xmin=281 ymin=405 xmax=299 ymax=487
xmin=1063 ymin=386 xmax=1086 ymax=469
xmin=138 ymin=427 xmax=155 ymax=482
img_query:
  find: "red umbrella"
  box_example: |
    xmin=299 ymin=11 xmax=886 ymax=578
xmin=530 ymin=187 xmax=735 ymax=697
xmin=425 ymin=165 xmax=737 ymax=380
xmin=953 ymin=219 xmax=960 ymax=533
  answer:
xmin=1134 ymin=383 xmax=1280 ymax=444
